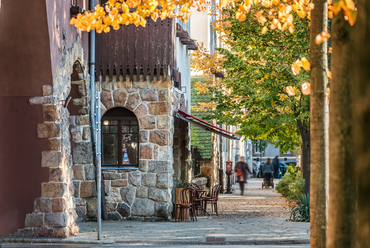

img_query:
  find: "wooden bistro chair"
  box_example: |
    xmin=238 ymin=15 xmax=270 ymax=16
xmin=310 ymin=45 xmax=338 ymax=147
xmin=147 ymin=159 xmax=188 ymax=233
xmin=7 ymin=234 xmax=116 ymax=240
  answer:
xmin=174 ymin=188 xmax=197 ymax=222
xmin=203 ymin=184 xmax=222 ymax=216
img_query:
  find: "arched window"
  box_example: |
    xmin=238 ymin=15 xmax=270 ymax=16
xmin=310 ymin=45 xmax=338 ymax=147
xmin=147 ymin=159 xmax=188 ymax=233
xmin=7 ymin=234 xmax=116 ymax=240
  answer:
xmin=101 ymin=108 xmax=139 ymax=168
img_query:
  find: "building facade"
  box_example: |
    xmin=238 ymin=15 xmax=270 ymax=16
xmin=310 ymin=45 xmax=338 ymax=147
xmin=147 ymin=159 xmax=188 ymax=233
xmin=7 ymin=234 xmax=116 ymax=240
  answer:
xmin=0 ymin=0 xmax=196 ymax=238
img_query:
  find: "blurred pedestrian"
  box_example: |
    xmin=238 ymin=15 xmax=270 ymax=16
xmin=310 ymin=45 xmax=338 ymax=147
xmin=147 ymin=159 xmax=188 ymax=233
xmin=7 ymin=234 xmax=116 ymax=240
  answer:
xmin=235 ymin=156 xmax=252 ymax=195
xmin=262 ymin=158 xmax=274 ymax=183
xmin=272 ymin=155 xmax=279 ymax=178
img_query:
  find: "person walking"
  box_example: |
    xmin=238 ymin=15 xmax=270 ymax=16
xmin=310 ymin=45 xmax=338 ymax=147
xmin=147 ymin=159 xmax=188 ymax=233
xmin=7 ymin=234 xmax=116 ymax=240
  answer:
xmin=235 ymin=156 xmax=252 ymax=195
xmin=262 ymin=158 xmax=275 ymax=184
xmin=272 ymin=155 xmax=279 ymax=178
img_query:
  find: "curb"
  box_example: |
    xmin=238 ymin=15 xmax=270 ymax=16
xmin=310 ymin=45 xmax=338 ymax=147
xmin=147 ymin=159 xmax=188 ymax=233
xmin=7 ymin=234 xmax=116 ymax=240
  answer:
xmin=1 ymin=237 xmax=309 ymax=246
xmin=0 ymin=237 xmax=111 ymax=245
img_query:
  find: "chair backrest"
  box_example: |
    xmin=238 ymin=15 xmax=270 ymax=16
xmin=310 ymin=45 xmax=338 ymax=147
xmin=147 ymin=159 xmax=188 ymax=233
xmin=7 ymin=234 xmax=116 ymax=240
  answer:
xmin=209 ymin=184 xmax=222 ymax=201
xmin=180 ymin=188 xmax=196 ymax=204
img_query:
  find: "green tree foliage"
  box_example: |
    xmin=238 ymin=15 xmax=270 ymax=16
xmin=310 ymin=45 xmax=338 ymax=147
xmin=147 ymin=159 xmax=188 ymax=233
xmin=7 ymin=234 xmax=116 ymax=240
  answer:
xmin=211 ymin=7 xmax=310 ymax=153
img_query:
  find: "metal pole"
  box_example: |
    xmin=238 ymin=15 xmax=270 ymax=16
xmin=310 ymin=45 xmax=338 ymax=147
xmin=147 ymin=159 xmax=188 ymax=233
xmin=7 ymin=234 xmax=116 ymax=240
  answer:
xmin=95 ymin=93 xmax=102 ymax=241
xmin=89 ymin=0 xmax=101 ymax=240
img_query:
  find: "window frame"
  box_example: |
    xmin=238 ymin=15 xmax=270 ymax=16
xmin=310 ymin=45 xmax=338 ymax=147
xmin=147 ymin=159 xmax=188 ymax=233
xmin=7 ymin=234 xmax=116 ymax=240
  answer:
xmin=101 ymin=109 xmax=139 ymax=169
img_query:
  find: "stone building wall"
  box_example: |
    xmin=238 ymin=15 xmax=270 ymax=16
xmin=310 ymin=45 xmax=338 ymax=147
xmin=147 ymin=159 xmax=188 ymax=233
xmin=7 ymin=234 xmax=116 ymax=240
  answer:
xmin=20 ymin=37 xmax=90 ymax=238
xmin=18 ymin=37 xmax=190 ymax=237
xmin=95 ymin=75 xmax=185 ymax=220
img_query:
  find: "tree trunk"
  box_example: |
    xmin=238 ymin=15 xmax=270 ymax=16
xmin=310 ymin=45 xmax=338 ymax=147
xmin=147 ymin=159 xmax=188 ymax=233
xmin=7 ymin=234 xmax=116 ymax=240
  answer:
xmin=301 ymin=134 xmax=310 ymax=195
xmin=327 ymin=6 xmax=356 ymax=247
xmin=352 ymin=1 xmax=370 ymax=246
xmin=309 ymin=0 xmax=329 ymax=247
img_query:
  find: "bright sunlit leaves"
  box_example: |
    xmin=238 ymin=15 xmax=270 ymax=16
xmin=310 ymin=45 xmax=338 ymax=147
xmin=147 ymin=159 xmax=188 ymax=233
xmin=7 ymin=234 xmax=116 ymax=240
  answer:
xmin=301 ymin=82 xmax=310 ymax=95
xmin=315 ymin=31 xmax=331 ymax=45
xmin=286 ymin=86 xmax=295 ymax=96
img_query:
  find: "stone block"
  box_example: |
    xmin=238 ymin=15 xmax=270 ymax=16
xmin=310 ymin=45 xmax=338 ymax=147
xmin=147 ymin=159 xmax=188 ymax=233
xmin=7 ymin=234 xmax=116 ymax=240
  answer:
xmin=41 ymin=182 xmax=67 ymax=198
xmin=151 ymin=78 xmax=172 ymax=89
xmin=84 ymin=164 xmax=95 ymax=180
xmin=82 ymin=127 xmax=91 ymax=140
xmin=158 ymin=89 xmax=170 ymax=101
xmin=78 ymin=85 xmax=87 ymax=96
xmin=104 ymin=180 xmax=111 ymax=195
xmin=132 ymin=80 xmax=150 ymax=89
xmin=79 ymin=107 xmax=89 ymax=115
xmin=120 ymin=185 xmax=136 ymax=206
xmin=73 ymin=165 xmax=84 ymax=180
xmin=73 ymin=142 xmax=93 ymax=164
xmin=73 ymin=181 xmax=80 ymax=198
xmin=25 ymin=213 xmax=44 ymax=228
xmin=103 ymin=171 xmax=122 ymax=180
xmin=136 ymin=186 xmax=148 ymax=198
xmin=43 ymin=105 xmax=60 ymax=122
xmin=128 ymin=171 xmax=141 ymax=186
xmin=134 ymin=104 xmax=149 ymax=118
xmin=80 ymin=181 xmax=96 ymax=198
xmin=76 ymin=206 xmax=86 ymax=218
xmin=150 ymin=130 xmax=170 ymax=146
xmin=157 ymin=173 xmax=173 ymax=189
xmin=50 ymin=168 xmax=64 ymax=182
xmin=72 ymin=98 xmax=86 ymax=106
xmin=117 ymin=202 xmax=131 ymax=217
xmin=157 ymin=115 xmax=170 ymax=129
xmin=154 ymin=146 xmax=172 ymax=160
xmin=51 ymin=198 xmax=67 ymax=213
xmin=71 ymin=127 xmax=82 ymax=142
xmin=17 ymin=228 xmax=35 ymax=237
xmin=113 ymin=88 xmax=129 ymax=107
xmin=147 ymin=102 xmax=171 ymax=115
xmin=117 ymin=77 xmax=132 ymax=89
xmin=140 ymin=144 xmax=153 ymax=159
xmin=48 ymin=138 xmax=62 ymax=151
xmin=34 ymin=198 xmax=52 ymax=213
xmin=154 ymin=202 xmax=172 ymax=218
xmin=131 ymin=198 xmax=155 ymax=216
xmin=139 ymin=160 xmax=148 ymax=172
xmin=125 ymin=93 xmax=142 ymax=111
xmin=75 ymin=115 xmax=89 ymax=125
xmin=42 ymin=151 xmax=62 ymax=168
xmin=108 ymin=211 xmax=123 ymax=221
xmin=141 ymin=173 xmax=156 ymax=187
xmin=140 ymin=130 xmax=149 ymax=143
xmin=111 ymin=180 xmax=128 ymax=187
xmin=140 ymin=89 xmax=158 ymax=101
xmin=37 ymin=123 xmax=61 ymax=138
xmin=101 ymin=91 xmax=114 ymax=109
xmin=139 ymin=115 xmax=156 ymax=129
xmin=149 ymin=188 xmax=171 ymax=202
xmin=42 ymin=85 xmax=52 ymax=96
xmin=147 ymin=161 xmax=171 ymax=173
xmin=86 ymin=197 xmax=97 ymax=217
xmin=29 ymin=96 xmax=52 ymax=105
xmin=45 ymin=213 xmax=67 ymax=227
xmin=33 ymin=227 xmax=54 ymax=237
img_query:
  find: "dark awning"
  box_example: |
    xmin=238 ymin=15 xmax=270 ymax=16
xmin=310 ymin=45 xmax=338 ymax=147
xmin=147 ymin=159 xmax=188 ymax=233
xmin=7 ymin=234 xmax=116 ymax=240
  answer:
xmin=176 ymin=110 xmax=241 ymax=140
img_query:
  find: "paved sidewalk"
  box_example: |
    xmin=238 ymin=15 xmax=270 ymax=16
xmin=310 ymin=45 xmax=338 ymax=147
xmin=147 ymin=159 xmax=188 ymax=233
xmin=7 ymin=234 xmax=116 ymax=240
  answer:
xmin=68 ymin=179 xmax=310 ymax=245
xmin=2 ymin=179 xmax=310 ymax=247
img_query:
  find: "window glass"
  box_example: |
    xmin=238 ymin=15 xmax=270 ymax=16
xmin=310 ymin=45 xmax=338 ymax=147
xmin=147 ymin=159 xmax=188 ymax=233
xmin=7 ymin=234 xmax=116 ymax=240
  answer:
xmin=101 ymin=108 xmax=139 ymax=167
xmin=102 ymin=133 xmax=118 ymax=165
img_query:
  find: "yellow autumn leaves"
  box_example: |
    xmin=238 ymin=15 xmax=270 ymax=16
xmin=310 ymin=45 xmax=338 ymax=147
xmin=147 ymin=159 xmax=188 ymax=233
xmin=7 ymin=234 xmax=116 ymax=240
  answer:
xmin=286 ymin=57 xmax=310 ymax=96
xmin=70 ymin=0 xmax=195 ymax=33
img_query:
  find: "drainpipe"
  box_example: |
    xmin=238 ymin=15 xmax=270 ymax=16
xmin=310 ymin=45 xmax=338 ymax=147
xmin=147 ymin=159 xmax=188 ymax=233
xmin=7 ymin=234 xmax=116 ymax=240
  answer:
xmin=89 ymin=0 xmax=102 ymax=241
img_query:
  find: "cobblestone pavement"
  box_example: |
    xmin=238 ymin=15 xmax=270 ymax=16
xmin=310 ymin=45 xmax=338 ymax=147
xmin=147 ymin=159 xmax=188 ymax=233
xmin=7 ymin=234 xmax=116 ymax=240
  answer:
xmin=2 ymin=179 xmax=310 ymax=247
